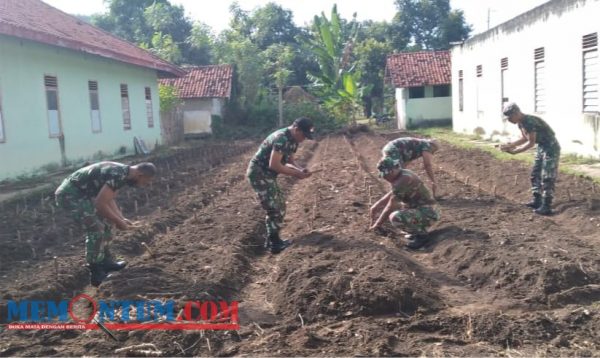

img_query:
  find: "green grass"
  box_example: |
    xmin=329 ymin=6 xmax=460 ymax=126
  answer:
xmin=412 ymin=126 xmax=600 ymax=184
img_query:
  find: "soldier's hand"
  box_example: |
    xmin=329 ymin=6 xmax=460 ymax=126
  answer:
xmin=297 ymin=170 xmax=312 ymax=179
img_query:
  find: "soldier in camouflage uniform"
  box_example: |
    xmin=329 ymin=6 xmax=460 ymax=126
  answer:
xmin=247 ymin=118 xmax=315 ymax=254
xmin=370 ymin=157 xmax=440 ymax=250
xmin=500 ymin=102 xmax=560 ymax=215
xmin=55 ymin=161 xmax=156 ymax=286
xmin=381 ymin=137 xmax=440 ymax=197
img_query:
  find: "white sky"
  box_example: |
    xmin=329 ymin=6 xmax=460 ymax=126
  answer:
xmin=42 ymin=0 xmax=550 ymax=35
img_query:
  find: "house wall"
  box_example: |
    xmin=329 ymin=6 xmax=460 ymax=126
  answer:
xmin=180 ymin=98 xmax=227 ymax=135
xmin=0 ymin=35 xmax=161 ymax=179
xmin=395 ymin=86 xmax=452 ymax=129
xmin=451 ymin=0 xmax=600 ymax=157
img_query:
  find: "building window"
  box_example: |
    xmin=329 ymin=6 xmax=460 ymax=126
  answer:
xmin=501 ymin=57 xmax=509 ymax=111
xmin=120 ymin=84 xmax=131 ymax=130
xmin=458 ymin=70 xmax=464 ymax=111
xmin=534 ymin=47 xmax=546 ymax=113
xmin=145 ymin=87 xmax=154 ymax=128
xmin=408 ymin=86 xmax=425 ymax=99
xmin=89 ymin=81 xmax=101 ymax=133
xmin=0 ymin=81 xmax=5 ymax=143
xmin=583 ymin=33 xmax=598 ymax=113
xmin=476 ymin=65 xmax=482 ymax=77
xmin=45 ymin=75 xmax=62 ymax=138
xmin=433 ymin=84 xmax=450 ymax=97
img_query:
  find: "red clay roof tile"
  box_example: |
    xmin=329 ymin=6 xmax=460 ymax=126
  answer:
xmin=159 ymin=65 xmax=233 ymax=99
xmin=0 ymin=0 xmax=184 ymax=77
xmin=385 ymin=51 xmax=451 ymax=88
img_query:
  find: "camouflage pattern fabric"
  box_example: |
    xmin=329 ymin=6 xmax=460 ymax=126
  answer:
xmin=518 ymin=115 xmax=559 ymax=149
xmin=390 ymin=206 xmax=440 ymax=234
xmin=389 ymin=169 xmax=439 ymax=233
xmin=250 ymin=128 xmax=298 ymax=177
xmin=247 ymin=163 xmax=286 ymax=238
xmin=55 ymin=181 xmax=111 ymax=264
xmin=66 ymin=161 xmax=131 ymax=198
xmin=382 ymin=138 xmax=432 ymax=166
xmin=531 ymin=145 xmax=560 ymax=199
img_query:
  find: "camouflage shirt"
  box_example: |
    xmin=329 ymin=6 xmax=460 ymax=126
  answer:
xmin=250 ymin=128 xmax=298 ymax=176
xmin=383 ymin=137 xmax=432 ymax=164
xmin=66 ymin=161 xmax=131 ymax=198
xmin=392 ymin=169 xmax=436 ymax=208
xmin=518 ymin=115 xmax=559 ymax=149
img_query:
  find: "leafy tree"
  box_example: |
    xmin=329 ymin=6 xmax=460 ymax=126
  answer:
xmin=186 ymin=22 xmax=215 ymax=65
xmin=305 ymin=5 xmax=366 ymax=123
xmin=355 ymin=38 xmax=392 ymax=116
xmin=264 ymin=44 xmax=294 ymax=126
xmin=391 ymin=0 xmax=471 ymax=50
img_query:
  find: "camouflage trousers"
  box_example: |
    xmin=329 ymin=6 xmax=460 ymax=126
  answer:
xmin=55 ymin=180 xmax=112 ymax=264
xmin=389 ymin=206 xmax=440 ymax=234
xmin=531 ymin=144 xmax=560 ymax=199
xmin=247 ymin=163 xmax=286 ymax=238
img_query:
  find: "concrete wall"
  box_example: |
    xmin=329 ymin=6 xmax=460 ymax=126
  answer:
xmin=180 ymin=98 xmax=227 ymax=135
xmin=395 ymin=86 xmax=452 ymax=130
xmin=451 ymin=0 xmax=600 ymax=157
xmin=0 ymin=35 xmax=162 ymax=179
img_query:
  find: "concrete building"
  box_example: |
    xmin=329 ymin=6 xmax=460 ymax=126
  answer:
xmin=160 ymin=65 xmax=233 ymax=136
xmin=385 ymin=51 xmax=452 ymax=130
xmin=451 ymin=0 xmax=600 ymax=157
xmin=0 ymin=0 xmax=184 ymax=180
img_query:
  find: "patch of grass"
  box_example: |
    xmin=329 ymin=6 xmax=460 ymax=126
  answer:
xmin=412 ymin=126 xmax=600 ymax=184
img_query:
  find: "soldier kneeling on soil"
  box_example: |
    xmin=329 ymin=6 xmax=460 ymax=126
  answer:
xmin=55 ymin=161 xmax=156 ymax=286
xmin=247 ymin=117 xmax=315 ymax=254
xmin=369 ymin=157 xmax=440 ymax=250
xmin=380 ymin=137 xmax=440 ymax=197
xmin=498 ymin=102 xmax=560 ymax=215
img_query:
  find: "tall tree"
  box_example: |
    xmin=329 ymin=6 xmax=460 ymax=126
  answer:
xmin=391 ymin=0 xmax=471 ymax=50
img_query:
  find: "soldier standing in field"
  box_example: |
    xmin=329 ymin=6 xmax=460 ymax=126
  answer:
xmin=55 ymin=161 xmax=156 ymax=286
xmin=499 ymin=102 xmax=560 ymax=215
xmin=247 ymin=117 xmax=315 ymax=254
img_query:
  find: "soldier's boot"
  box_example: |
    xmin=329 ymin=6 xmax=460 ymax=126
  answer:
xmin=525 ymin=193 xmax=542 ymax=209
xmin=405 ymin=234 xmax=430 ymax=250
xmin=101 ymin=250 xmax=127 ymax=272
xmin=534 ymin=196 xmax=553 ymax=216
xmin=266 ymin=232 xmax=291 ymax=254
xmin=88 ymin=263 xmax=109 ymax=287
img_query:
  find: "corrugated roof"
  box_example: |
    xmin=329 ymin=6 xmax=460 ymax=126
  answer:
xmin=385 ymin=51 xmax=451 ymax=88
xmin=159 ymin=65 xmax=233 ymax=99
xmin=0 ymin=0 xmax=185 ymax=77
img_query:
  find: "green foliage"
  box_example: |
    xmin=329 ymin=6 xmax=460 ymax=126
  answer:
xmin=283 ymin=102 xmax=339 ymax=133
xmin=158 ymin=84 xmax=180 ymax=113
xmin=392 ymin=0 xmax=471 ymax=50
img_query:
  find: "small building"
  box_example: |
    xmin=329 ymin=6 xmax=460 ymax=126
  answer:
xmin=385 ymin=51 xmax=452 ymax=130
xmin=0 ymin=0 xmax=184 ymax=180
xmin=451 ymin=0 xmax=600 ymax=157
xmin=159 ymin=65 xmax=233 ymax=137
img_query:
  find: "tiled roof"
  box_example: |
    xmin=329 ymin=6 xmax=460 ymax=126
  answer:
xmin=159 ymin=65 xmax=233 ymax=99
xmin=385 ymin=51 xmax=451 ymax=88
xmin=0 ymin=0 xmax=184 ymax=77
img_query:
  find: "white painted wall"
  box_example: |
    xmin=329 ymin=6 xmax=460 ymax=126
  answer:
xmin=395 ymin=86 xmax=452 ymax=130
xmin=451 ymin=0 xmax=600 ymax=157
xmin=180 ymin=97 xmax=227 ymax=135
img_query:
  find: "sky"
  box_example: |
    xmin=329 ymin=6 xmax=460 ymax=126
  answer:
xmin=42 ymin=0 xmax=550 ymax=35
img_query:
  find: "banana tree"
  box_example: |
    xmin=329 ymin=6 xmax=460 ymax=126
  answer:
xmin=305 ymin=4 xmax=367 ymax=122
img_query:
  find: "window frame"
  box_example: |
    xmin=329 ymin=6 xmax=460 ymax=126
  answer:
xmin=44 ymin=74 xmax=63 ymax=138
xmin=89 ymin=80 xmax=102 ymax=133
xmin=120 ymin=84 xmax=131 ymax=130
xmin=145 ymin=86 xmax=154 ymax=128
xmin=582 ymin=33 xmax=599 ymax=113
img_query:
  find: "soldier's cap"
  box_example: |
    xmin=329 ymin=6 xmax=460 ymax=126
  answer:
xmin=377 ymin=157 xmax=401 ymax=177
xmin=502 ymin=102 xmax=520 ymax=118
xmin=293 ymin=117 xmax=315 ymax=140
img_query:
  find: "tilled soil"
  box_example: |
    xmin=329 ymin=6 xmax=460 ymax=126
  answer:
xmin=1 ymin=130 xmax=599 ymax=356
